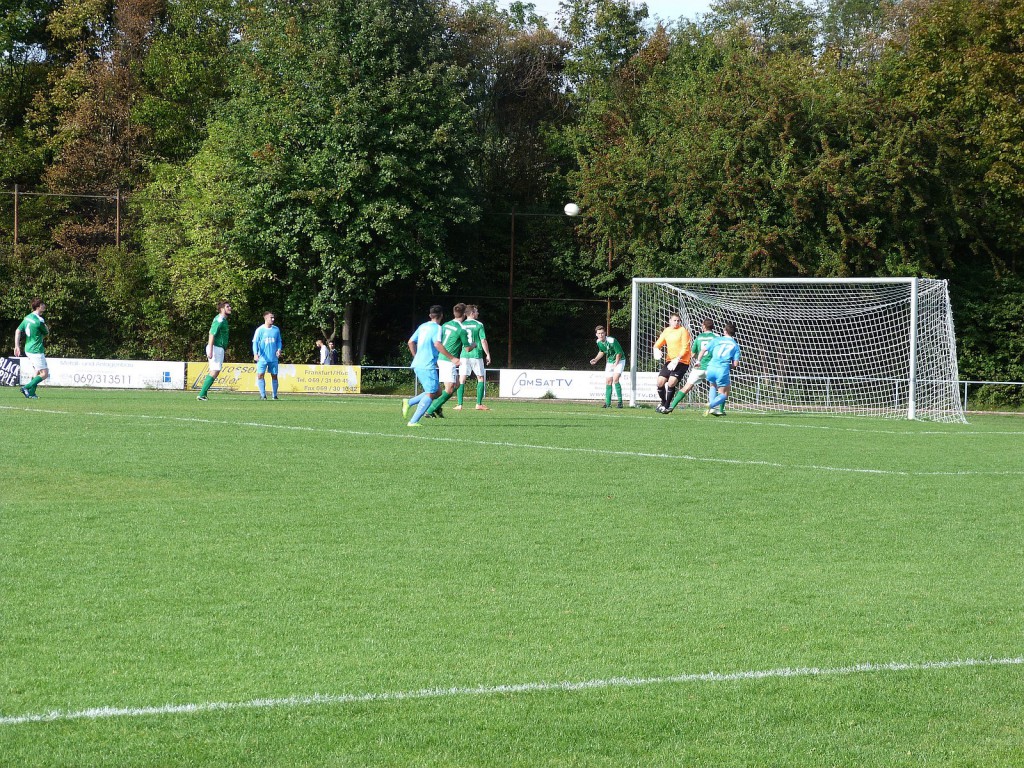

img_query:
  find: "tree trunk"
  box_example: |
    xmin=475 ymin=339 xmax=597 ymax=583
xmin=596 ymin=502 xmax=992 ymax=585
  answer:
xmin=341 ymin=303 xmax=354 ymax=365
xmin=358 ymin=299 xmax=374 ymax=362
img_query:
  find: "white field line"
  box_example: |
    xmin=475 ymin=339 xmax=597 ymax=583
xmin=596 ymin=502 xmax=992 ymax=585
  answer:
xmin=1 ymin=656 xmax=1020 ymax=727
xmin=2 ymin=405 xmax=1022 ymax=477
xmin=547 ymin=408 xmax=1024 ymax=436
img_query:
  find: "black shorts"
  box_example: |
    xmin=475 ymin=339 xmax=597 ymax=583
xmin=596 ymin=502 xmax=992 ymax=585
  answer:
xmin=658 ymin=361 xmax=689 ymax=381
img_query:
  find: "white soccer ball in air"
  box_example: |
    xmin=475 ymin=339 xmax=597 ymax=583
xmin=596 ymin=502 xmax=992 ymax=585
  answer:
xmin=564 ymin=202 xmax=580 ymax=217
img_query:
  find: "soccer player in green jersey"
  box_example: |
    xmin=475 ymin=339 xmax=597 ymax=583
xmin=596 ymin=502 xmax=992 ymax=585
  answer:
xmin=456 ymin=304 xmax=492 ymax=410
xmin=197 ymin=301 xmax=231 ymax=401
xmin=590 ymin=325 xmax=625 ymax=408
xmin=666 ymin=318 xmax=717 ymax=413
xmin=425 ymin=303 xmax=470 ymax=418
xmin=13 ymin=298 xmax=49 ymax=399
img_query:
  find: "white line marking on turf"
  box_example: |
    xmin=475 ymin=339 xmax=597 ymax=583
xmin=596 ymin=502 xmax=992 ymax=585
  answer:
xmin=548 ymin=408 xmax=1024 ymax=436
xmin=1 ymin=656 xmax=1020 ymax=726
xmin=3 ymin=406 xmax=1023 ymax=477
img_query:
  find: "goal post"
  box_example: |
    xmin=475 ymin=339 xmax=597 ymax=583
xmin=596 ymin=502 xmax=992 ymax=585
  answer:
xmin=629 ymin=277 xmax=966 ymax=422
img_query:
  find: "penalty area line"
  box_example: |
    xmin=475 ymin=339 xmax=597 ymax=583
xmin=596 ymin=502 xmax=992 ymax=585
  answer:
xmin=1 ymin=656 xmax=1020 ymax=727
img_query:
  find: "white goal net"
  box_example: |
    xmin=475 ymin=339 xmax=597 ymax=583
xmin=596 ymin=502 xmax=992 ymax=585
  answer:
xmin=630 ymin=278 xmax=965 ymax=422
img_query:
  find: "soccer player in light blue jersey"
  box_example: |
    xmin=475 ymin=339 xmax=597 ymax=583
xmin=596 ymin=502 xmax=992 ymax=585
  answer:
xmin=704 ymin=321 xmax=740 ymax=417
xmin=403 ymin=305 xmax=459 ymax=426
xmin=252 ymin=311 xmax=283 ymax=400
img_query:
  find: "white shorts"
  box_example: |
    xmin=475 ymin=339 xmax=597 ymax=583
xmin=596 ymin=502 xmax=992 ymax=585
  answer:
xmin=685 ymin=367 xmax=707 ymax=387
xmin=207 ymin=346 xmax=225 ymax=373
xmin=460 ymin=358 xmax=485 ymax=379
xmin=604 ymin=359 xmax=625 ymax=377
xmin=438 ymin=358 xmax=457 ymax=385
xmin=27 ymin=353 xmax=48 ymax=373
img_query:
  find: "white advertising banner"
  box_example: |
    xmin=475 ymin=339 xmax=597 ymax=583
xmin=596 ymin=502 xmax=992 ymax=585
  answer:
xmin=21 ymin=358 xmax=186 ymax=389
xmin=499 ymin=369 xmax=662 ymax=402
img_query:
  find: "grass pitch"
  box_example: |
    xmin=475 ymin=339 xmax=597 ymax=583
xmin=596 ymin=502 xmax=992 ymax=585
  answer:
xmin=1 ymin=390 xmax=1022 ymax=766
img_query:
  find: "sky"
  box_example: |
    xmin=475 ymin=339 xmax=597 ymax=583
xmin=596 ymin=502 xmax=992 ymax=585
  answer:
xmin=500 ymin=1 xmax=715 ymax=28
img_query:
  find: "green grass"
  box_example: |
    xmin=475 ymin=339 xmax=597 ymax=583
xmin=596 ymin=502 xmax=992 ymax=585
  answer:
xmin=1 ymin=390 xmax=1022 ymax=766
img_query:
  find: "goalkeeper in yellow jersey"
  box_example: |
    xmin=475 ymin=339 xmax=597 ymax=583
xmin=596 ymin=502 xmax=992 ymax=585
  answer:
xmin=651 ymin=313 xmax=692 ymax=413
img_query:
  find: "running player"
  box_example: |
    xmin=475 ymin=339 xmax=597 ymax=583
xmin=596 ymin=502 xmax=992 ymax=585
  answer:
xmin=424 ymin=303 xmax=471 ymax=418
xmin=197 ymin=301 xmax=231 ymax=401
xmin=666 ymin=318 xmax=717 ymax=413
xmin=705 ymin=321 xmax=741 ymax=416
xmin=13 ymin=298 xmax=48 ymax=399
xmin=403 ymin=305 xmax=459 ymax=426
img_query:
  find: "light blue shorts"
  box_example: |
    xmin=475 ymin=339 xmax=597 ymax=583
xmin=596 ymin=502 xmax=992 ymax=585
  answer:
xmin=256 ymin=359 xmax=279 ymax=376
xmin=413 ymin=365 xmax=439 ymax=393
xmin=706 ymin=365 xmax=731 ymax=388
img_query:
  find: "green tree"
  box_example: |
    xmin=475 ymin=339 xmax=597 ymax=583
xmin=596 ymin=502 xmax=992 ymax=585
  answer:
xmin=134 ymin=0 xmax=237 ymax=164
xmin=140 ymin=0 xmax=478 ymax=363
xmin=874 ymin=0 xmax=1024 ymax=381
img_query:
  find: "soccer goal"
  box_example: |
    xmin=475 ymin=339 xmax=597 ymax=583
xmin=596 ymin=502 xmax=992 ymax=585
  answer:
xmin=630 ymin=278 xmax=965 ymax=422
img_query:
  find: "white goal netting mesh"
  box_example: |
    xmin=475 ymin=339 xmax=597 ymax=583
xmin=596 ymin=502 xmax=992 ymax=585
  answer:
xmin=631 ymin=279 xmax=965 ymax=422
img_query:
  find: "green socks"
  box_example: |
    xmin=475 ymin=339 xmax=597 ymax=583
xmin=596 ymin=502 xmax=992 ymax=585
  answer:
xmin=455 ymin=381 xmax=486 ymax=406
xmin=27 ymin=375 xmax=42 ymax=395
xmin=605 ymin=384 xmax=612 ymax=406
xmin=670 ymin=389 xmax=686 ymax=409
xmin=614 ymin=382 xmax=622 ymax=405
xmin=426 ymin=390 xmax=452 ymax=415
xmin=199 ymin=375 xmax=215 ymax=397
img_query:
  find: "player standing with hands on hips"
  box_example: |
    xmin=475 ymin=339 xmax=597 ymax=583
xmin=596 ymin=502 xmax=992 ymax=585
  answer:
xmin=197 ymin=301 xmax=231 ymax=401
xmin=252 ymin=311 xmax=283 ymax=400
xmin=590 ymin=325 xmax=625 ymax=408
xmin=651 ymin=313 xmax=692 ymax=413
xmin=14 ymin=298 xmax=48 ymax=399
